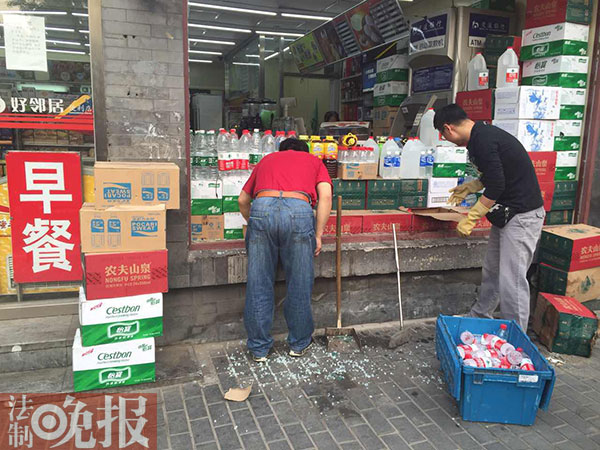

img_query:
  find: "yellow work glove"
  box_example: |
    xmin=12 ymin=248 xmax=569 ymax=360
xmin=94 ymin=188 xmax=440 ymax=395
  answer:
xmin=457 ymin=200 xmax=490 ymax=237
xmin=447 ymin=180 xmax=484 ymax=206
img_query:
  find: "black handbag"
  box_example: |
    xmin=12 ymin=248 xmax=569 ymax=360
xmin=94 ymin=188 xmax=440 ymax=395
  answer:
xmin=485 ymin=203 xmax=517 ymax=228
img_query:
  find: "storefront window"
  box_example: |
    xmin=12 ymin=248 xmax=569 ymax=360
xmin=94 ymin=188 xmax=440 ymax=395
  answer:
xmin=0 ymin=1 xmax=93 ymax=295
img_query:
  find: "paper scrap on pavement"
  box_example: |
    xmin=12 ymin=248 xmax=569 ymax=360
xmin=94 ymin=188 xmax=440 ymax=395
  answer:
xmin=224 ymin=384 xmax=252 ymax=402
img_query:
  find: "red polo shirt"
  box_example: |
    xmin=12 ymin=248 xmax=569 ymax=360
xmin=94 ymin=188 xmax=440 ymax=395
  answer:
xmin=242 ymin=151 xmax=332 ymax=206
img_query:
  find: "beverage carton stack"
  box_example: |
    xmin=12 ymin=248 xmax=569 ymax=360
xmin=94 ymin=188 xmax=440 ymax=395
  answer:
xmin=372 ymin=54 xmax=408 ymax=136
xmin=533 ymin=292 xmax=598 ymax=357
xmin=73 ymin=162 xmax=178 ymax=391
xmin=518 ymin=0 xmax=593 ymax=224
xmin=538 ymin=224 xmax=600 ymax=306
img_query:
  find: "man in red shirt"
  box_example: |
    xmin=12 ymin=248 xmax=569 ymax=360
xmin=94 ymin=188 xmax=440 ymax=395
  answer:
xmin=238 ymin=138 xmax=333 ymax=362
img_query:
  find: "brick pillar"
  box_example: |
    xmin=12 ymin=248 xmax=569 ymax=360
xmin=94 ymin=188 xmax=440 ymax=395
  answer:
xmin=90 ymin=0 xmax=191 ymax=288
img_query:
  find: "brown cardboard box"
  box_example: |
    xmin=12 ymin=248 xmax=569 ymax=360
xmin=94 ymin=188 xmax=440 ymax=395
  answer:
xmin=191 ymin=215 xmax=224 ymax=242
xmin=373 ymin=106 xmax=399 ymax=129
xmin=94 ymin=162 xmax=180 ymax=209
xmin=538 ymin=263 xmax=600 ymax=304
xmin=80 ymin=203 xmax=166 ymax=253
xmin=338 ymin=162 xmax=378 ymax=180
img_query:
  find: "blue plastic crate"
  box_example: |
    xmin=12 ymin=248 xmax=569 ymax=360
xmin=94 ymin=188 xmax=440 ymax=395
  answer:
xmin=436 ymin=315 xmax=556 ymax=425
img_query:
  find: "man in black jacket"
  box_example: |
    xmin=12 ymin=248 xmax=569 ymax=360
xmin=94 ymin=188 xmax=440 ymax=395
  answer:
xmin=434 ymin=104 xmax=545 ymax=331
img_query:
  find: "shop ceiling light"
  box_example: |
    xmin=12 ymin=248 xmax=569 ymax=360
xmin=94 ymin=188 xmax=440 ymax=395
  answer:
xmin=281 ymin=13 xmax=332 ymax=21
xmin=264 ymin=51 xmax=279 ymax=61
xmin=189 ymin=59 xmax=213 ymax=63
xmin=189 ymin=38 xmax=236 ymax=45
xmin=246 ymin=54 xmax=259 ymax=58
xmin=46 ymin=26 xmax=76 ymax=32
xmin=188 ymin=2 xmax=276 ymax=16
xmin=233 ymin=62 xmax=260 ymax=66
xmin=79 ymin=30 xmax=90 ymax=34
xmin=71 ymin=12 xmax=89 ymax=17
xmin=256 ymin=30 xmax=304 ymax=37
xmin=189 ymin=49 xmax=222 ymax=55
xmin=0 ymin=10 xmax=67 ymax=15
xmin=47 ymin=39 xmax=81 ymax=46
xmin=188 ymin=23 xmax=251 ymax=33
xmin=47 ymin=48 xmax=86 ymax=55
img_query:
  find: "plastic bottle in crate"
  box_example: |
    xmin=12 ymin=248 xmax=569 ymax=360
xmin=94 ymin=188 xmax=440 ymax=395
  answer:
xmin=517 ymin=347 xmax=535 ymax=371
xmin=506 ymin=348 xmax=523 ymax=367
xmin=473 ymin=348 xmax=502 ymax=368
xmin=460 ymin=331 xmax=476 ymax=345
xmin=486 ymin=336 xmax=515 ymax=356
xmin=457 ymin=343 xmax=481 ymax=359
xmin=464 ymin=357 xmax=492 ymax=368
xmin=497 ymin=323 xmax=508 ymax=340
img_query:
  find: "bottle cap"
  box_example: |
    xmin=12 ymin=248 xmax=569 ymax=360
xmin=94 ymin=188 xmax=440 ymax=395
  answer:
xmin=242 ymin=130 xmax=250 ymax=134
xmin=500 ymin=324 xmax=507 ymax=330
xmin=517 ymin=347 xmax=523 ymax=352
xmin=476 ymin=52 xmax=482 ymax=55
xmin=507 ymin=46 xmax=513 ymax=49
xmin=264 ymin=130 xmax=272 ymax=135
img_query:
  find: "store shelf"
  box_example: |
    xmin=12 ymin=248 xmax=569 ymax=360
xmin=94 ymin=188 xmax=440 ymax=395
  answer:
xmin=341 ymin=98 xmax=362 ymax=104
xmin=341 ymin=73 xmax=362 ymax=81
xmin=22 ymin=143 xmax=94 ymax=148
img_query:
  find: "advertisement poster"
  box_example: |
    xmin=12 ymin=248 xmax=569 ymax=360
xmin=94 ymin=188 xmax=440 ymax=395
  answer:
xmin=289 ymin=32 xmax=325 ymax=72
xmin=409 ymin=13 xmax=448 ymax=55
xmin=3 ymin=14 xmax=48 ymax=72
xmin=346 ymin=1 xmax=385 ymax=51
xmin=332 ymin=14 xmax=360 ymax=57
xmin=7 ymin=152 xmax=83 ymax=283
xmin=313 ymin=21 xmax=347 ymax=64
xmin=468 ymin=13 xmax=510 ymax=48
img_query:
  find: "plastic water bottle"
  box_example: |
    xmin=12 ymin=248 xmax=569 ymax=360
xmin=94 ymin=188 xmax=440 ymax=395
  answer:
xmin=392 ymin=141 xmax=402 ymax=178
xmin=261 ymin=130 xmax=275 ymax=155
xmin=287 ymin=130 xmax=297 ymax=139
xmin=497 ymin=323 xmax=508 ymax=340
xmin=506 ymin=348 xmax=523 ymax=366
xmin=517 ymin=348 xmax=535 ymax=371
xmin=467 ymin=53 xmax=489 ymax=91
xmin=217 ymin=128 xmax=230 ymax=172
xmin=379 ymin=138 xmax=397 ymax=179
xmin=460 ymin=331 xmax=475 ymax=345
xmin=399 ymin=138 xmax=425 ymax=179
xmin=457 ymin=343 xmax=481 ymax=359
xmin=496 ymin=47 xmax=520 ymax=88
xmin=486 ymin=336 xmax=515 ymax=356
xmin=238 ymin=130 xmax=251 ymax=172
xmin=364 ymin=136 xmax=379 ymax=164
xmin=474 ymin=348 xmax=502 ymax=368
xmin=190 ymin=131 xmax=202 ymax=181
xmin=205 ymin=130 xmax=217 ymax=178
xmin=419 ymin=109 xmax=440 ymax=147
xmin=464 ymin=357 xmax=492 ymax=368
xmin=249 ymin=129 xmax=262 ymax=168
xmin=425 ymin=148 xmax=434 ymax=177
xmin=274 ymin=131 xmax=286 ymax=150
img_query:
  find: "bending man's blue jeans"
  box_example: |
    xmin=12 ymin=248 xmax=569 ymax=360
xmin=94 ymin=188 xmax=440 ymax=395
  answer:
xmin=244 ymin=196 xmax=316 ymax=357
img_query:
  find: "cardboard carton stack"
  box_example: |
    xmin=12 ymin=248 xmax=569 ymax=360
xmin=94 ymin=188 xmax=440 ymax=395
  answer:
xmin=74 ymin=162 xmax=178 ymax=391
xmin=428 ymin=147 xmax=467 ymax=208
xmin=518 ymin=0 xmax=592 ymax=223
xmin=372 ymin=54 xmax=408 ymax=136
xmin=533 ymin=292 xmax=598 ymax=357
xmin=191 ymin=174 xmax=249 ymax=242
xmin=538 ymin=224 xmax=600 ymax=306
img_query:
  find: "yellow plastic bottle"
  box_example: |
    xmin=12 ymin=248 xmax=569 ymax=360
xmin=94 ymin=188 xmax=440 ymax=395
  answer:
xmin=310 ymin=136 xmax=325 ymax=159
xmin=324 ymin=136 xmax=338 ymax=160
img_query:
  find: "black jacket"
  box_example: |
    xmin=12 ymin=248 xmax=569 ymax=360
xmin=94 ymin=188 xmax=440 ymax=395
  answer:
xmin=467 ymin=122 xmax=544 ymax=213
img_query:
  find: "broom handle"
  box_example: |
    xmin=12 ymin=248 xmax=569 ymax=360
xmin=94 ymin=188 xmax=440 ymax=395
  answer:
xmin=336 ymin=195 xmax=342 ymax=329
xmin=392 ymin=224 xmax=404 ymax=329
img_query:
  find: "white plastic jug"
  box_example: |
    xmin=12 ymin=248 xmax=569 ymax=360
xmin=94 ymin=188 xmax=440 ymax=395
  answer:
xmin=364 ymin=137 xmax=379 ymax=164
xmin=399 ymin=138 xmax=425 ymax=179
xmin=419 ymin=109 xmax=441 ymax=147
xmin=496 ymin=47 xmax=520 ymax=88
xmin=467 ymin=53 xmax=489 ymax=91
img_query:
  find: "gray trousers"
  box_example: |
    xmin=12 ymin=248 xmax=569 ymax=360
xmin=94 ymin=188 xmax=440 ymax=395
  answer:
xmin=469 ymin=206 xmax=546 ymax=331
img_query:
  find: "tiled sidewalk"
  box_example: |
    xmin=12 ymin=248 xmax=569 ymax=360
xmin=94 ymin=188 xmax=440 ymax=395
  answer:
xmin=151 ymin=321 xmax=600 ymax=450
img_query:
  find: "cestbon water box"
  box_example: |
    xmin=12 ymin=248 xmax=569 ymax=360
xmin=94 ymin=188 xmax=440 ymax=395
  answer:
xmin=72 ymin=329 xmax=155 ymax=391
xmin=78 ymin=288 xmax=163 ymax=346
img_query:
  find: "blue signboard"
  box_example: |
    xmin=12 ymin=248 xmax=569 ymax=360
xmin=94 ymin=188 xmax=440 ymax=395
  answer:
xmin=409 ymin=14 xmax=448 ymax=55
xmin=411 ymin=64 xmax=454 ymax=93
xmin=468 ymin=13 xmax=510 ymax=47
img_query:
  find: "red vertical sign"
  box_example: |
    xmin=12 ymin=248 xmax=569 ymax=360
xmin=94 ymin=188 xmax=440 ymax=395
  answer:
xmin=7 ymin=151 xmax=83 ymax=283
